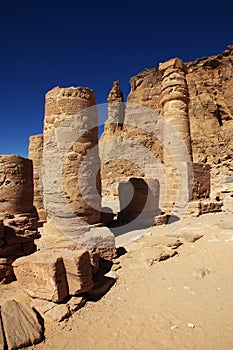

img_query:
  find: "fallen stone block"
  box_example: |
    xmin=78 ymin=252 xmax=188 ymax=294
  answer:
xmin=13 ymin=251 xmax=69 ymax=302
xmin=54 ymin=248 xmax=94 ymax=295
xmin=1 ymin=299 xmax=43 ymax=350
xmin=46 ymin=240 xmax=100 ymax=274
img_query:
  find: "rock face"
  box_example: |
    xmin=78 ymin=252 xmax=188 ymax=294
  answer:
xmin=0 ymin=155 xmax=39 ymax=283
xmin=13 ymin=245 xmax=94 ymax=302
xmin=28 ymin=134 xmax=46 ymax=222
xmin=0 ymin=299 xmax=43 ymax=350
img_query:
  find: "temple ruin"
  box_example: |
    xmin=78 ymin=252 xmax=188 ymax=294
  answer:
xmin=1 ymin=49 xmax=232 ymax=285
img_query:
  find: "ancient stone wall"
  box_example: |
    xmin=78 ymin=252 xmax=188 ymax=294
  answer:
xmin=192 ymin=163 xmax=211 ymax=199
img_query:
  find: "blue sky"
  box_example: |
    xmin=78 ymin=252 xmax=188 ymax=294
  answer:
xmin=0 ymin=0 xmax=232 ymax=157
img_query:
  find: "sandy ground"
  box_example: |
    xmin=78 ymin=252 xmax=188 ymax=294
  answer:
xmin=1 ymin=205 xmax=233 ymax=350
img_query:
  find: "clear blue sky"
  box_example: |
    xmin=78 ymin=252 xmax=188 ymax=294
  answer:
xmin=0 ymin=0 xmax=232 ymax=157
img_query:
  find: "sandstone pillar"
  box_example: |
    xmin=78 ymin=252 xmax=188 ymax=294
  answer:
xmin=0 ymin=155 xmax=39 ymax=283
xmin=42 ymin=86 xmax=101 ymax=228
xmin=159 ymin=58 xmax=193 ymax=163
xmin=0 ymin=155 xmax=34 ymax=215
xmin=159 ymin=59 xmax=193 ymax=212
xmin=105 ymin=81 xmax=125 ymax=133
xmin=28 ymin=134 xmax=46 ymax=222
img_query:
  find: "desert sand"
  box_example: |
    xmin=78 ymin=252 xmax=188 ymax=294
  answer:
xmin=1 ymin=203 xmax=233 ymax=350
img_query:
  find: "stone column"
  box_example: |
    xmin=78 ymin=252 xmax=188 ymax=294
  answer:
xmin=0 ymin=155 xmax=39 ymax=283
xmin=42 ymin=86 xmax=101 ymax=227
xmin=105 ymin=81 xmax=125 ymax=133
xmin=0 ymin=155 xmax=34 ymax=215
xmin=159 ymin=58 xmax=192 ymax=163
xmin=159 ymin=58 xmax=193 ymax=212
xmin=28 ymin=134 xmax=46 ymax=222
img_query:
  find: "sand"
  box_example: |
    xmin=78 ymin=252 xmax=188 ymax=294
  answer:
xmin=1 ymin=206 xmax=233 ymax=350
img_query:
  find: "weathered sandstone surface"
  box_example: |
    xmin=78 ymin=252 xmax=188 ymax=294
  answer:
xmin=42 ymin=86 xmax=101 ymax=226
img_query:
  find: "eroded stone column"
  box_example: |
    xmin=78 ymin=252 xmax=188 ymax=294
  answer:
xmin=159 ymin=58 xmax=192 ymax=163
xmin=0 ymin=155 xmax=34 ymax=215
xmin=42 ymin=86 xmax=101 ymax=228
xmin=105 ymin=81 xmax=125 ymax=133
xmin=0 ymin=155 xmax=39 ymax=283
xmin=28 ymin=134 xmax=46 ymax=222
xmin=159 ymin=58 xmax=193 ymax=212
